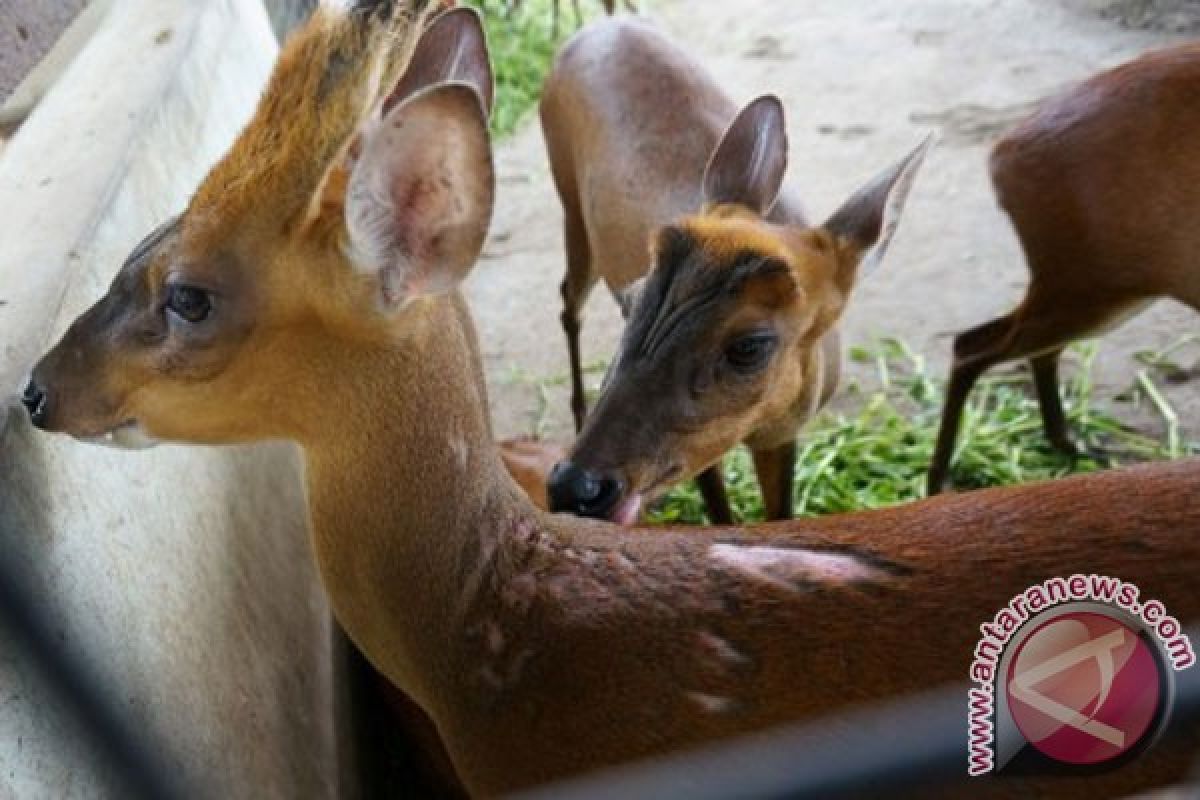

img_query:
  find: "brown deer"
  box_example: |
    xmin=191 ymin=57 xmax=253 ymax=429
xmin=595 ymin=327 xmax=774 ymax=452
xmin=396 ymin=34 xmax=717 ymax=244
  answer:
xmin=21 ymin=2 xmax=1200 ymax=795
xmin=927 ymin=41 xmax=1200 ymax=495
xmin=541 ymin=19 xmax=928 ymax=523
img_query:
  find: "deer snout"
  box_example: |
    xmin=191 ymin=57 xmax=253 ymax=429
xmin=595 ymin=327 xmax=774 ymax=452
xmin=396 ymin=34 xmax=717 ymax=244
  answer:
xmin=21 ymin=378 xmax=50 ymax=429
xmin=547 ymin=460 xmax=625 ymax=520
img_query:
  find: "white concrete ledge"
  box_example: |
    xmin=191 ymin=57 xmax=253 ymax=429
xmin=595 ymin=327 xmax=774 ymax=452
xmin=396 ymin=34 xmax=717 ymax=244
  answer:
xmin=0 ymin=1 xmax=343 ymax=797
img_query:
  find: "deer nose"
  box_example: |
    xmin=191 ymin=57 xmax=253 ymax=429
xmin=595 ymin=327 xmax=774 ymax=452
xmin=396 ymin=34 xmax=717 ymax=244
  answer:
xmin=547 ymin=460 xmax=624 ymax=519
xmin=21 ymin=379 xmax=49 ymax=429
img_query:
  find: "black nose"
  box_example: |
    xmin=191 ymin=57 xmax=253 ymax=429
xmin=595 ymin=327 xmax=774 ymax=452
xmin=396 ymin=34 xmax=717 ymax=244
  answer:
xmin=547 ymin=461 xmax=623 ymax=518
xmin=21 ymin=379 xmax=49 ymax=428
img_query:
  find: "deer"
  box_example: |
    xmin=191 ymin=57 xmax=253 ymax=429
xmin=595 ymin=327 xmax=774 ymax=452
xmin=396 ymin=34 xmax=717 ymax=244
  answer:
xmin=927 ymin=41 xmax=1200 ymax=495
xmin=19 ymin=1 xmax=1200 ymax=795
xmin=540 ymin=19 xmax=928 ymax=524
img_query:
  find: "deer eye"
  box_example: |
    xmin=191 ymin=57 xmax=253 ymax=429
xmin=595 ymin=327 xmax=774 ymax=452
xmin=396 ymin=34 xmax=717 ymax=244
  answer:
xmin=166 ymin=284 xmax=212 ymax=324
xmin=725 ymin=332 xmax=777 ymax=373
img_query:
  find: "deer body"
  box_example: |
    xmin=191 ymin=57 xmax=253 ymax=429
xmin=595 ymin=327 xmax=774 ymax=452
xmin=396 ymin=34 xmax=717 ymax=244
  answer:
xmin=541 ymin=20 xmax=809 ymax=299
xmin=928 ymin=42 xmax=1200 ymax=494
xmin=22 ymin=5 xmax=1200 ymax=795
xmin=293 ymin=288 xmax=1200 ymax=795
xmin=306 ymin=289 xmax=1200 ymax=794
xmin=541 ymin=20 xmax=924 ymax=523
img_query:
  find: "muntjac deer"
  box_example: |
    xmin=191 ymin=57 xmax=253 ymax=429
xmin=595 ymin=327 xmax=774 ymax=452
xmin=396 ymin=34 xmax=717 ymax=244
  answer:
xmin=540 ymin=20 xmax=928 ymax=524
xmin=928 ymin=41 xmax=1200 ymax=495
xmin=22 ymin=2 xmax=1200 ymax=795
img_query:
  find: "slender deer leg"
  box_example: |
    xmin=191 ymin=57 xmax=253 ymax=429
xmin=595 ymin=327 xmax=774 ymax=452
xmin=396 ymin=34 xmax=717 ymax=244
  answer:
xmin=552 ymin=0 xmax=560 ymax=38
xmin=928 ymin=290 xmax=1140 ymax=494
xmin=752 ymin=440 xmax=797 ymax=520
xmin=560 ymin=293 xmax=586 ymax=433
xmin=1031 ymin=348 xmax=1077 ymax=456
xmin=928 ymin=315 xmax=1015 ymax=495
xmin=695 ymin=464 xmax=734 ymax=524
xmin=559 ymin=208 xmax=595 ymax=433
xmin=928 ymin=360 xmax=987 ymax=496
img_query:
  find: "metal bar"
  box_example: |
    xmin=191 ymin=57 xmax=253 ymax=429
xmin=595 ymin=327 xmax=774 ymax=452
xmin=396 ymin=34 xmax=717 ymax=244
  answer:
xmin=0 ymin=549 xmax=186 ymax=800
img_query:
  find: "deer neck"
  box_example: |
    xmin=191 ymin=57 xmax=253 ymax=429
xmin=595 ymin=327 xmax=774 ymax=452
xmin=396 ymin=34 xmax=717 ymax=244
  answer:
xmin=295 ymin=292 xmax=528 ymax=712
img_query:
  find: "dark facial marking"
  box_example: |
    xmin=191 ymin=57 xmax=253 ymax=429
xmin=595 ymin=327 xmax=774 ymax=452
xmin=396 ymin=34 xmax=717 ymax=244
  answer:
xmin=127 ymin=215 xmax=181 ymax=270
xmin=621 ymin=234 xmax=791 ymax=366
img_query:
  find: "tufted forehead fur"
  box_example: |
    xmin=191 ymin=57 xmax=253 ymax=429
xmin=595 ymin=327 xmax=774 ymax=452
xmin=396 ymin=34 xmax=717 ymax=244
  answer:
xmin=187 ymin=0 xmax=440 ymax=240
xmin=680 ymin=205 xmax=799 ymax=268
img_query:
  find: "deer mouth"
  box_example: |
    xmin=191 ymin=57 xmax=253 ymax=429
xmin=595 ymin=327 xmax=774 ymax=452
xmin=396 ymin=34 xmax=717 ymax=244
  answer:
xmin=609 ymin=462 xmax=684 ymax=525
xmin=609 ymin=492 xmax=643 ymax=526
xmin=77 ymin=420 xmax=160 ymax=450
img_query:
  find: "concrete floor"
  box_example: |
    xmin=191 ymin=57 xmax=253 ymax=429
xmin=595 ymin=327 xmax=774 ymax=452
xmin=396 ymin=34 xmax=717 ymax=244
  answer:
xmin=465 ymin=0 xmax=1200 ymax=452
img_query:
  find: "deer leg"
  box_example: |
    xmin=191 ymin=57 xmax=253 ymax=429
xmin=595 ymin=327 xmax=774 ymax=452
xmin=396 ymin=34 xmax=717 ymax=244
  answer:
xmin=1004 ymin=288 xmax=1148 ymax=457
xmin=929 ymin=288 xmax=1141 ymax=494
xmin=559 ymin=210 xmax=595 ymax=434
xmin=1030 ymin=348 xmax=1078 ymax=456
xmin=695 ymin=464 xmax=734 ymax=525
xmin=928 ymin=315 xmax=1015 ymax=495
xmin=752 ymin=441 xmax=797 ymax=520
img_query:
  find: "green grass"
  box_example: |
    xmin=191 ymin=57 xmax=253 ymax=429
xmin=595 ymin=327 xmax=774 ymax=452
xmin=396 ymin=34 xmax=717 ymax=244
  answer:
xmin=646 ymin=339 xmax=1197 ymax=524
xmin=465 ymin=0 xmax=608 ymax=137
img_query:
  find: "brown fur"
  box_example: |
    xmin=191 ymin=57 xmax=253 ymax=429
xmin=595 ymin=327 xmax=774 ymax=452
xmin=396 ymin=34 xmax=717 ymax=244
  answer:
xmin=540 ymin=21 xmax=921 ymax=522
xmin=683 ymin=210 xmax=798 ymax=265
xmin=27 ymin=6 xmax=1200 ymax=798
xmin=500 ymin=437 xmax=569 ymax=511
xmin=190 ymin=2 xmax=436 ymax=238
xmin=929 ymin=41 xmax=1200 ymax=494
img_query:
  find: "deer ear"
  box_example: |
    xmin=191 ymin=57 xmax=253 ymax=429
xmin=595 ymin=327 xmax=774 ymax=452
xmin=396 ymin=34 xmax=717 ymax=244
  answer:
xmin=703 ymin=95 xmax=788 ymax=213
xmin=344 ymin=83 xmax=494 ymax=309
xmin=822 ymin=135 xmax=932 ymax=283
xmin=385 ymin=7 xmax=494 ymax=118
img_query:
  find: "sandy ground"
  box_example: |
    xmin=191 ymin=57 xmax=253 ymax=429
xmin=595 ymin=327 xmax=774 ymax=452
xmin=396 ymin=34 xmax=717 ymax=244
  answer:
xmin=464 ymin=0 xmax=1200 ymax=454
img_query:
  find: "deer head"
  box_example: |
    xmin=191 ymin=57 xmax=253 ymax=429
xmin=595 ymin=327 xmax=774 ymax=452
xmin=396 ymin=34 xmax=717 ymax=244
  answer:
xmin=23 ymin=3 xmax=496 ymax=449
xmin=549 ymin=96 xmax=929 ymax=522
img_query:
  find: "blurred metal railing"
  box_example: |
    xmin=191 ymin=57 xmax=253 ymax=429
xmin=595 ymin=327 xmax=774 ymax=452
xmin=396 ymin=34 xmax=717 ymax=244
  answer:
xmin=0 ymin=547 xmax=186 ymax=800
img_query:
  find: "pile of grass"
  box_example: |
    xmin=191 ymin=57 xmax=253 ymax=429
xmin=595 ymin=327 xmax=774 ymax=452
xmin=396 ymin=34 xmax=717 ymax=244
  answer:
xmin=647 ymin=339 xmax=1196 ymax=524
xmin=464 ymin=0 xmax=601 ymax=137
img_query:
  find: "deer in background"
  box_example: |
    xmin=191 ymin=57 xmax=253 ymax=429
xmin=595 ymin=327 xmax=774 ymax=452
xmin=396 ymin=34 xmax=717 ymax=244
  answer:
xmin=927 ymin=41 xmax=1200 ymax=495
xmin=541 ymin=19 xmax=927 ymax=523
xmin=20 ymin=1 xmax=1200 ymax=795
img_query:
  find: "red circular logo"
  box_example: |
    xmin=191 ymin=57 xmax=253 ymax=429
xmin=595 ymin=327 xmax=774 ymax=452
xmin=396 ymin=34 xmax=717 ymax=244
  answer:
xmin=1005 ymin=612 xmax=1163 ymax=765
